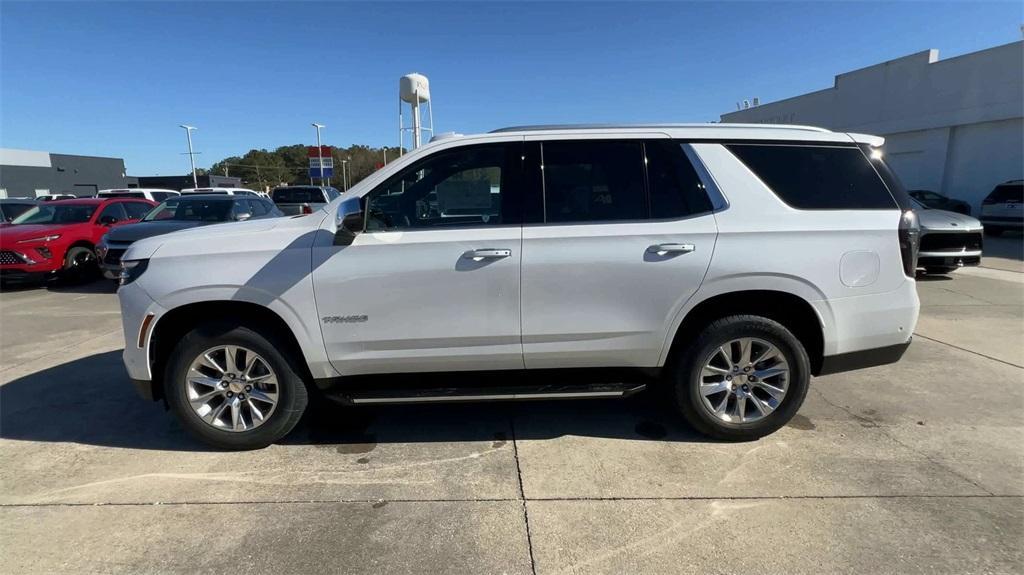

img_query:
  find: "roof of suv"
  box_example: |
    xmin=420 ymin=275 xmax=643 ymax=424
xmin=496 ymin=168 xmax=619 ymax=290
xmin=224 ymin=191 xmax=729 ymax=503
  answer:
xmin=479 ymin=123 xmax=882 ymax=146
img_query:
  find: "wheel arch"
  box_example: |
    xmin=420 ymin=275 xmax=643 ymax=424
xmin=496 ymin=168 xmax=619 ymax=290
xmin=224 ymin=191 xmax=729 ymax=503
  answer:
xmin=664 ymin=290 xmax=826 ymax=376
xmin=147 ymin=300 xmax=314 ymax=402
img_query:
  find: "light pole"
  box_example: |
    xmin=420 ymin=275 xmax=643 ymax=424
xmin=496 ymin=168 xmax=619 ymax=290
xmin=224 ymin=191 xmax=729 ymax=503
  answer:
xmin=311 ymin=123 xmax=325 ymax=185
xmin=180 ymin=125 xmax=198 ymax=188
xmin=341 ymin=159 xmax=349 ymax=191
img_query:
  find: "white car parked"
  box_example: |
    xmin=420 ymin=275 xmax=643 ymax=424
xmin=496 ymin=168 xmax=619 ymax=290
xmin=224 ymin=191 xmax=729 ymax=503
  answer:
xmin=117 ymin=124 xmax=921 ymax=449
xmin=97 ymin=188 xmax=180 ymax=203
xmin=181 ymin=187 xmax=264 ymax=197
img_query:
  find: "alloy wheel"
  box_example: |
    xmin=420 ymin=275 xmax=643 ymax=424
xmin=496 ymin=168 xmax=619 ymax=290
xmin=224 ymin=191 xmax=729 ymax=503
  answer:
xmin=698 ymin=337 xmax=789 ymax=423
xmin=185 ymin=345 xmax=280 ymax=432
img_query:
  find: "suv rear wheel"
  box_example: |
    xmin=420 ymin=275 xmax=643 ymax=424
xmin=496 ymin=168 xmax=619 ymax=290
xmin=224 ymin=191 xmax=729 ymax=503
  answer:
xmin=165 ymin=323 xmax=308 ymax=450
xmin=672 ymin=315 xmax=810 ymax=441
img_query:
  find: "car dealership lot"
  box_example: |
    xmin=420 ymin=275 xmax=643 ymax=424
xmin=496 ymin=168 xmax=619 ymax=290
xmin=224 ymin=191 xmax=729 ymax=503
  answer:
xmin=1 ymin=262 xmax=1022 ymax=574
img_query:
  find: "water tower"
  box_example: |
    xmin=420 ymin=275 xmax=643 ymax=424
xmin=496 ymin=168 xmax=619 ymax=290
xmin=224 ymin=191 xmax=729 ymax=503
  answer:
xmin=399 ymin=73 xmax=434 ymax=153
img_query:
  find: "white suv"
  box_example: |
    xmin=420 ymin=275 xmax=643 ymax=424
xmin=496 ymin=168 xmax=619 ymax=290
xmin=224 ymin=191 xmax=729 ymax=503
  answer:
xmin=117 ymin=124 xmax=921 ymax=449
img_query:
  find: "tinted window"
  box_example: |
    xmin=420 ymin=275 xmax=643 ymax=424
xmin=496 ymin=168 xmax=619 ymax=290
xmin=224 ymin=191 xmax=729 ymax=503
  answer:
xmin=542 ymin=141 xmax=645 ymax=223
xmin=122 ymin=202 xmax=151 ymax=219
xmin=11 ymin=204 xmax=97 ymax=224
xmin=645 ymin=141 xmax=714 ymax=218
xmin=248 ymin=198 xmax=268 ymax=216
xmin=272 ymin=187 xmax=327 ymax=203
xmin=1 ymin=202 xmax=35 ymax=222
xmin=150 ymin=192 xmax=171 ymax=202
xmin=727 ymin=144 xmax=896 ymax=209
xmin=988 ymin=184 xmax=1023 ymax=203
xmin=365 ymin=144 xmax=513 ymax=231
xmin=99 ymin=203 xmax=128 ymax=223
xmin=143 ymin=198 xmax=233 ymax=221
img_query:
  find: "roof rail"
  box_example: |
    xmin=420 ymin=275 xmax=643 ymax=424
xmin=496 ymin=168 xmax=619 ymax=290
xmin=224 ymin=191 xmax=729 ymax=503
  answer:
xmin=489 ymin=123 xmax=832 ymax=134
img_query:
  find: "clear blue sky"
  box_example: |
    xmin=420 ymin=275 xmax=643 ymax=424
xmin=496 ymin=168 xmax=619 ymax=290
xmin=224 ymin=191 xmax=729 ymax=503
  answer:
xmin=1 ymin=1 xmax=1020 ymax=175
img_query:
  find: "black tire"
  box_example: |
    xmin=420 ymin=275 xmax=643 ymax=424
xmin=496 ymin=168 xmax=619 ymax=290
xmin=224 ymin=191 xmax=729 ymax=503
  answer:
xmin=60 ymin=245 xmax=98 ymax=283
xmin=671 ymin=315 xmax=810 ymax=441
xmin=924 ymin=266 xmax=958 ymax=275
xmin=984 ymin=226 xmax=1004 ymax=236
xmin=165 ymin=322 xmax=308 ymax=450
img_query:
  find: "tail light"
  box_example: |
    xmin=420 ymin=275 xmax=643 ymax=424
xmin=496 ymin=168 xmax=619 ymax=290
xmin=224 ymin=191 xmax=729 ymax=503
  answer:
xmin=301 ymin=204 xmax=313 ymax=214
xmin=981 ymin=196 xmax=997 ymax=205
xmin=899 ymin=209 xmax=920 ymax=277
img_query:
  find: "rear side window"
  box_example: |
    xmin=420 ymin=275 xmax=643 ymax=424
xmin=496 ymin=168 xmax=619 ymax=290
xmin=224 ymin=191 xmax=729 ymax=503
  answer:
xmin=727 ymin=144 xmax=896 ymax=209
xmin=645 ymin=141 xmax=713 ymax=219
xmin=272 ymin=187 xmax=326 ymax=203
xmin=542 ymin=141 xmax=645 ymax=223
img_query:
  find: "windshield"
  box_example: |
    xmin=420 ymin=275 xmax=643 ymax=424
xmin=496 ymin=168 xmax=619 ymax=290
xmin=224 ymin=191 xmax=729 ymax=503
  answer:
xmin=143 ymin=198 xmax=234 ymax=222
xmin=10 ymin=204 xmax=97 ymax=224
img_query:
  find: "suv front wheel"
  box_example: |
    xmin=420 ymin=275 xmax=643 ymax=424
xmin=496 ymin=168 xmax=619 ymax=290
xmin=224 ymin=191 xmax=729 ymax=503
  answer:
xmin=165 ymin=323 xmax=308 ymax=450
xmin=672 ymin=315 xmax=810 ymax=441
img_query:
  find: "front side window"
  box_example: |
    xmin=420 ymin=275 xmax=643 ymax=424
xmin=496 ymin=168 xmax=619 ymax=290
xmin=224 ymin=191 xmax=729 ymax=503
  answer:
xmin=364 ymin=144 xmax=513 ymax=231
xmin=98 ymin=203 xmax=128 ymax=223
xmin=541 ymin=141 xmax=645 ymax=223
xmin=122 ymin=202 xmax=151 ymax=220
xmin=727 ymin=144 xmax=897 ymax=210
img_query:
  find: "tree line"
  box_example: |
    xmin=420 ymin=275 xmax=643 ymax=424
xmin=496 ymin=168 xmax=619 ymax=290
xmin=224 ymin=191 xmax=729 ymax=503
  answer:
xmin=209 ymin=144 xmax=405 ymax=191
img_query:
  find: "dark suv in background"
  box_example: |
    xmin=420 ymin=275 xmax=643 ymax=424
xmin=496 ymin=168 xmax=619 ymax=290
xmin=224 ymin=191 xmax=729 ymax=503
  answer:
xmin=271 ymin=185 xmax=340 ymax=215
xmin=97 ymin=194 xmax=283 ymax=280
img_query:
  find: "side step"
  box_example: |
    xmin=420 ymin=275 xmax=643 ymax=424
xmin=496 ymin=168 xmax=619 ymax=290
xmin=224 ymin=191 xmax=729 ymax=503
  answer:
xmin=333 ymin=383 xmax=647 ymax=405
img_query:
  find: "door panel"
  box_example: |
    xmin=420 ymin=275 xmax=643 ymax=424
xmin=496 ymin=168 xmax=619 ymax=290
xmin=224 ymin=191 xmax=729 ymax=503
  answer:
xmin=520 ymin=137 xmax=718 ymax=369
xmin=521 ymin=217 xmax=716 ymax=368
xmin=312 ymin=227 xmax=523 ymax=375
xmin=311 ymin=139 xmax=527 ymax=376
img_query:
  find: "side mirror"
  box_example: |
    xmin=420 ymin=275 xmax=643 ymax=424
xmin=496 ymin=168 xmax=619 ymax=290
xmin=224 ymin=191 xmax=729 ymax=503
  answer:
xmin=100 ymin=215 xmax=118 ymax=226
xmin=334 ymin=196 xmax=364 ymax=246
xmin=236 ymin=211 xmax=252 ymax=221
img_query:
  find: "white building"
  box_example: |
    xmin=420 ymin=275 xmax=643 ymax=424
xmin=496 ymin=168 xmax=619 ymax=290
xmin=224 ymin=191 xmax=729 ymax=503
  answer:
xmin=721 ymin=41 xmax=1023 ymax=211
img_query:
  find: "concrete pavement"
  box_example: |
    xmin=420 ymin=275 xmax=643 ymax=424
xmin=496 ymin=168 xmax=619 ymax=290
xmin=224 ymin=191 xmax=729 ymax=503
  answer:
xmin=1 ymin=265 xmax=1022 ymax=574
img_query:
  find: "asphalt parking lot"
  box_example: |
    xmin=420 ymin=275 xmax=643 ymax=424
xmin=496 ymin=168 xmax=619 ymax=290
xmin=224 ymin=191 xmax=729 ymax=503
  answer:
xmin=1 ymin=235 xmax=1022 ymax=574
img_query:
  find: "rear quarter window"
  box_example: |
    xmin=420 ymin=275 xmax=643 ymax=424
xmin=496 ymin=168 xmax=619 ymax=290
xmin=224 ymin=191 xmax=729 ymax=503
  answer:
xmin=727 ymin=144 xmax=897 ymax=210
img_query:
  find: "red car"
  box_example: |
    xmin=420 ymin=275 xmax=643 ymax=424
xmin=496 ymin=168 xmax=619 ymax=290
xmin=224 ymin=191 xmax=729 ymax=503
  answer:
xmin=0 ymin=197 xmax=155 ymax=283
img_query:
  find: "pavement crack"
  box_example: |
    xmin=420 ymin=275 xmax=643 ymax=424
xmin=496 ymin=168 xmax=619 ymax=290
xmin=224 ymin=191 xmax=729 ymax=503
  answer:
xmin=1 ymin=494 xmax=1019 ymax=508
xmin=812 ymin=386 xmax=996 ymax=496
xmin=510 ymin=415 xmax=538 ymax=575
xmin=911 ymin=332 xmax=1023 ymax=369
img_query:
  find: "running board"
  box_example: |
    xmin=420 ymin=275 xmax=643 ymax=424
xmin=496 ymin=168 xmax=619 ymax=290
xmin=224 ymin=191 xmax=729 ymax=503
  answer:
xmin=333 ymin=383 xmax=647 ymax=405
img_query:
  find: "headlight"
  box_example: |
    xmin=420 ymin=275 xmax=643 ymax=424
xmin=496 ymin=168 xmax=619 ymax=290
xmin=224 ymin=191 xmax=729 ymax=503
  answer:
xmin=118 ymin=259 xmax=149 ymax=286
xmin=96 ymin=240 xmax=108 ymax=259
xmin=17 ymin=234 xmax=61 ymax=244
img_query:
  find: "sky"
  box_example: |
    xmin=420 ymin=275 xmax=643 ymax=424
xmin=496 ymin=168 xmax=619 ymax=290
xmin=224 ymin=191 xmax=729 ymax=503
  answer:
xmin=1 ymin=1 xmax=1021 ymax=175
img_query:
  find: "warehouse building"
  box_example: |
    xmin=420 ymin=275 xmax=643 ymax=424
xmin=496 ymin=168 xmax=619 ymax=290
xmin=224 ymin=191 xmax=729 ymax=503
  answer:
xmin=721 ymin=41 xmax=1023 ymax=212
xmin=0 ymin=148 xmax=130 ymax=198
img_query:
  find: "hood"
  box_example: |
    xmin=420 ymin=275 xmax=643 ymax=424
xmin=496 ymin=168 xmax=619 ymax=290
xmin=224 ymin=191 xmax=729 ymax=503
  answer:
xmin=917 ymin=207 xmax=982 ymax=231
xmin=104 ymin=220 xmax=208 ymax=243
xmin=0 ymin=223 xmax=80 ymax=245
xmin=124 ymin=217 xmax=285 ymax=261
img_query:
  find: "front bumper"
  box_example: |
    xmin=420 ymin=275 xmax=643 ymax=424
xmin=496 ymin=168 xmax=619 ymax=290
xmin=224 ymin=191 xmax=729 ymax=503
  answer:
xmin=119 ymin=280 xmax=165 ymax=395
xmin=918 ymin=249 xmax=982 ymax=269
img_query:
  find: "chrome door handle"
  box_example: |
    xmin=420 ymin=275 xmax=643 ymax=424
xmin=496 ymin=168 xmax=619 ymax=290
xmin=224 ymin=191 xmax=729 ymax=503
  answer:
xmin=466 ymin=248 xmax=512 ymax=259
xmin=648 ymin=243 xmax=695 ymax=255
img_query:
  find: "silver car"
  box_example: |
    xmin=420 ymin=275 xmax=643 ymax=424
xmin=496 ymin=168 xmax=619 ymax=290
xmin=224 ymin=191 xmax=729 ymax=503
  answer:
xmin=913 ymin=198 xmax=984 ymax=274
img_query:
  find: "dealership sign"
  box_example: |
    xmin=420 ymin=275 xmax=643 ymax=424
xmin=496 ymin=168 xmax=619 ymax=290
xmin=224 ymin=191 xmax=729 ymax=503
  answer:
xmin=308 ymin=146 xmax=334 ymax=178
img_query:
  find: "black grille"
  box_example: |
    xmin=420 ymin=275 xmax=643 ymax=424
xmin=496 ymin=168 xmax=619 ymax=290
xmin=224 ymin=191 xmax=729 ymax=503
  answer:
xmin=0 ymin=250 xmax=25 ymax=265
xmin=103 ymin=248 xmax=127 ymax=265
xmin=920 ymin=232 xmax=982 ymax=252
